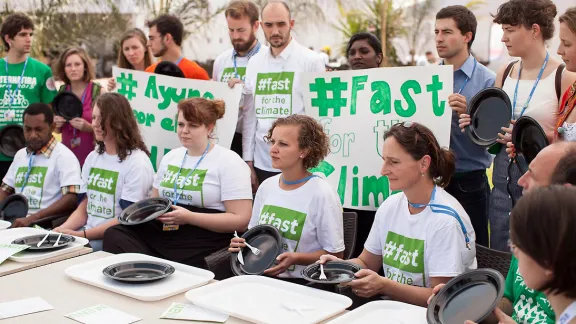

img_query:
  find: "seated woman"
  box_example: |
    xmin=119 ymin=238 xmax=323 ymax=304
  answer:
xmin=230 ymin=115 xmax=344 ymax=282
xmin=320 ymin=122 xmax=476 ymax=307
xmin=103 ymin=98 xmax=253 ymax=269
xmin=54 ymin=93 xmax=155 ymax=251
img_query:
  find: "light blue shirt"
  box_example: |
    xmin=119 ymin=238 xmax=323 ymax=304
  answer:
xmin=450 ymin=55 xmax=496 ymax=172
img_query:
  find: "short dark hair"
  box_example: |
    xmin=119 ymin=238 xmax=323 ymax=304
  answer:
xmin=436 ymin=5 xmax=477 ymax=50
xmin=510 ymin=185 xmax=576 ymax=298
xmin=147 ymin=14 xmax=184 ymax=46
xmin=346 ymin=32 xmax=383 ymax=58
xmin=384 ymin=122 xmax=455 ymax=187
xmin=492 ymin=0 xmax=557 ymax=41
xmin=23 ymin=103 xmax=54 ymax=125
xmin=261 ymin=0 xmax=291 ymax=20
xmin=551 ymin=146 xmax=576 ymax=185
xmin=1 ymin=13 xmax=34 ymax=51
xmin=226 ymin=0 xmax=260 ymax=25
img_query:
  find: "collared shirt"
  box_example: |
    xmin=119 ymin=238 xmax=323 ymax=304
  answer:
xmin=450 ymin=55 xmax=496 ymax=172
xmin=232 ymin=41 xmax=262 ymax=60
xmin=241 ymin=38 xmax=326 ymax=171
xmin=1 ymin=136 xmax=80 ymax=196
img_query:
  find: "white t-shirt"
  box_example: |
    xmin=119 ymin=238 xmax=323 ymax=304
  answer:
xmin=364 ymin=187 xmax=477 ymax=288
xmin=242 ymin=39 xmax=326 ymax=171
xmin=3 ymin=142 xmax=81 ymax=213
xmin=213 ymin=46 xmax=268 ymax=133
xmin=81 ymin=149 xmax=154 ymax=229
xmin=248 ymin=175 xmax=345 ymax=278
xmin=153 ymin=145 xmax=252 ymax=211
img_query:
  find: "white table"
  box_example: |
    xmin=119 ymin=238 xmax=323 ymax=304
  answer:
xmin=0 ymin=251 xmax=346 ymax=323
xmin=0 ymin=247 xmax=92 ymax=277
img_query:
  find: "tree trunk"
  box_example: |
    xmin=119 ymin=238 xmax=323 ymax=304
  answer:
xmin=380 ymin=0 xmax=388 ymax=67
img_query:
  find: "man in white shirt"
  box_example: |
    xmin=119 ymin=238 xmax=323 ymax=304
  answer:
xmin=242 ymin=0 xmax=325 ymax=191
xmin=1 ymin=103 xmax=81 ymax=228
xmin=213 ymin=0 xmax=265 ymax=157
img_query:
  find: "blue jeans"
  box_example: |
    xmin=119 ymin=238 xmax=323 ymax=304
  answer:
xmin=88 ymin=239 xmax=103 ymax=251
xmin=445 ymin=170 xmax=490 ymax=247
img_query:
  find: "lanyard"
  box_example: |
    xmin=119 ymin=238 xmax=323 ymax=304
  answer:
xmin=175 ymin=56 xmax=184 ymax=65
xmin=172 ymin=143 xmax=210 ymax=205
xmin=21 ymin=153 xmax=36 ymax=192
xmin=440 ymin=57 xmax=477 ymax=94
xmin=4 ymin=57 xmax=29 ymax=109
xmin=281 ymin=174 xmax=318 ymax=185
xmin=407 ymin=186 xmax=471 ymax=249
xmin=512 ymin=52 xmax=549 ymax=119
xmin=232 ymin=42 xmax=262 ymax=79
xmin=558 ymin=301 xmax=576 ymax=324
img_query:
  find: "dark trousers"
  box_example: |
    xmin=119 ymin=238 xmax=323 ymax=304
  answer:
xmin=254 ymin=167 xmax=280 ymax=184
xmin=231 ymin=132 xmax=242 ymax=157
xmin=445 ymin=170 xmax=490 ymax=247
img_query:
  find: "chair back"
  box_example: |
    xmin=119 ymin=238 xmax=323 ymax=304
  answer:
xmin=476 ymin=244 xmax=512 ymax=277
xmin=343 ymin=212 xmax=358 ymax=260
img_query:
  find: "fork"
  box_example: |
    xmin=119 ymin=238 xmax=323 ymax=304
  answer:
xmin=53 ymin=232 xmax=62 ymax=247
xmin=234 ymin=231 xmax=261 ymax=255
xmin=36 ymin=231 xmax=51 ymax=247
xmin=319 ymin=263 xmax=327 ymax=280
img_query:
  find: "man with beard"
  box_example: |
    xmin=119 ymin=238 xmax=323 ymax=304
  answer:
xmin=145 ymin=14 xmax=209 ymax=80
xmin=213 ymin=0 xmax=265 ymax=157
xmin=242 ymin=0 xmax=325 ymax=190
xmin=1 ymin=103 xmax=81 ymax=228
xmin=0 ymin=13 xmax=57 ymax=180
xmin=434 ymin=6 xmax=496 ymax=247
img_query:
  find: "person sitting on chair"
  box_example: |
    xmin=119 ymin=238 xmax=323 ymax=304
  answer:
xmin=1 ymin=103 xmax=81 ymax=228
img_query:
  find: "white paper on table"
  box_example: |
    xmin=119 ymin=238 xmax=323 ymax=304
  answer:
xmin=0 ymin=244 xmax=29 ymax=264
xmin=0 ymin=297 xmax=54 ymax=319
xmin=161 ymin=302 xmax=229 ymax=322
xmin=65 ymin=304 xmax=141 ymax=324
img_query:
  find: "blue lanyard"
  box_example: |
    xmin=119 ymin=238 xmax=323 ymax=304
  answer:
xmin=172 ymin=143 xmax=210 ymax=205
xmin=175 ymin=56 xmax=184 ymax=65
xmin=281 ymin=174 xmax=318 ymax=185
xmin=407 ymin=186 xmax=471 ymax=249
xmin=440 ymin=57 xmax=477 ymax=94
xmin=232 ymin=42 xmax=262 ymax=79
xmin=21 ymin=153 xmax=36 ymax=192
xmin=512 ymin=52 xmax=549 ymax=119
xmin=4 ymin=57 xmax=29 ymax=108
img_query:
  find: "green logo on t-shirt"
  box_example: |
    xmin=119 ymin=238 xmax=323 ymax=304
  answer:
xmin=254 ymin=72 xmax=294 ymax=119
xmin=220 ymin=67 xmax=246 ymax=83
xmin=15 ymin=166 xmax=47 ymax=209
xmin=87 ymin=168 xmax=119 ymax=219
xmin=382 ymin=231 xmax=425 ymax=286
xmin=159 ymin=165 xmax=208 ymax=205
xmin=257 ymin=204 xmax=307 ymax=271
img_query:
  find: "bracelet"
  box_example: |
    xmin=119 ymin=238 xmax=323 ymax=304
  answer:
xmin=83 ymin=230 xmax=87 ymax=238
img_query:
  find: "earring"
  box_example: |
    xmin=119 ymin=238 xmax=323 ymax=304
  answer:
xmin=300 ymin=155 xmax=303 ymax=158
xmin=421 ymin=173 xmax=424 ymax=177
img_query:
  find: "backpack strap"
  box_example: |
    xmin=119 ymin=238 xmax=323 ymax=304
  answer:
xmin=556 ymin=63 xmax=566 ymax=101
xmin=91 ymin=82 xmax=102 ymax=102
xmin=501 ymin=60 xmax=518 ymax=87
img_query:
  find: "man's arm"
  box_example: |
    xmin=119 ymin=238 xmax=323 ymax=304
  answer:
xmin=27 ymin=193 xmax=77 ymax=223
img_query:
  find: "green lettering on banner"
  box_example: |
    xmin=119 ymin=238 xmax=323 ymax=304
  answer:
xmin=370 ymin=81 xmax=392 ymax=115
xmin=145 ymin=75 xmax=216 ymax=110
xmin=145 ymin=75 xmax=159 ymax=99
xmin=394 ymin=80 xmax=420 ymax=118
xmin=427 ymin=75 xmax=445 ymax=116
xmin=133 ymin=109 xmax=155 ymax=126
xmin=258 ymin=205 xmax=307 ymax=242
xmin=362 ymin=175 xmax=389 ymax=208
xmin=350 ymin=75 xmax=368 ymax=115
xmin=150 ymin=146 xmax=172 ymax=172
xmin=161 ymin=113 xmax=177 ymax=132
xmin=309 ymin=77 xmax=348 ymax=117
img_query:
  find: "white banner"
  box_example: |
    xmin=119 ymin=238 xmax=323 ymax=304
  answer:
xmin=303 ymin=66 xmax=454 ymax=210
xmin=112 ymin=67 xmax=242 ymax=170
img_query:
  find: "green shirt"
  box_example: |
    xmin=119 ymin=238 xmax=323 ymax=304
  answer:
xmin=0 ymin=57 xmax=56 ymax=161
xmin=504 ymin=256 xmax=555 ymax=324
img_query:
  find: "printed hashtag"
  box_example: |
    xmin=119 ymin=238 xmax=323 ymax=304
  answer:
xmin=15 ymin=172 xmax=23 ymax=184
xmin=257 ymin=78 xmax=267 ymax=91
xmin=116 ymin=73 xmax=138 ymax=101
xmin=383 ymin=240 xmax=396 ymax=258
xmin=309 ymin=77 xmax=348 ymax=117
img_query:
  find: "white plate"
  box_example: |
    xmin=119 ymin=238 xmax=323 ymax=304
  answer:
xmin=0 ymin=227 xmax=89 ymax=263
xmin=65 ymin=253 xmax=215 ymax=301
xmin=186 ymin=275 xmax=352 ymax=324
xmin=327 ymin=300 xmax=427 ymax=324
xmin=0 ymin=220 xmax=10 ymax=230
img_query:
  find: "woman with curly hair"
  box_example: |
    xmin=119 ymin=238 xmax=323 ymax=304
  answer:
xmin=103 ymin=98 xmax=253 ymax=268
xmin=54 ymin=93 xmax=155 ymax=251
xmin=320 ymin=122 xmax=476 ymax=307
xmin=230 ymin=114 xmax=344 ymax=282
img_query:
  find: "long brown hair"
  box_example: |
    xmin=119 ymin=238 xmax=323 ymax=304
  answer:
xmin=117 ymin=28 xmax=152 ymax=70
xmin=94 ymin=93 xmax=150 ymax=161
xmin=55 ymin=47 xmax=95 ymax=84
xmin=384 ymin=122 xmax=455 ymax=187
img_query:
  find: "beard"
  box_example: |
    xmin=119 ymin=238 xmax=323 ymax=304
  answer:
xmin=232 ymin=33 xmax=257 ymax=53
xmin=154 ymin=43 xmax=168 ymax=58
xmin=268 ymin=35 xmax=285 ymax=48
